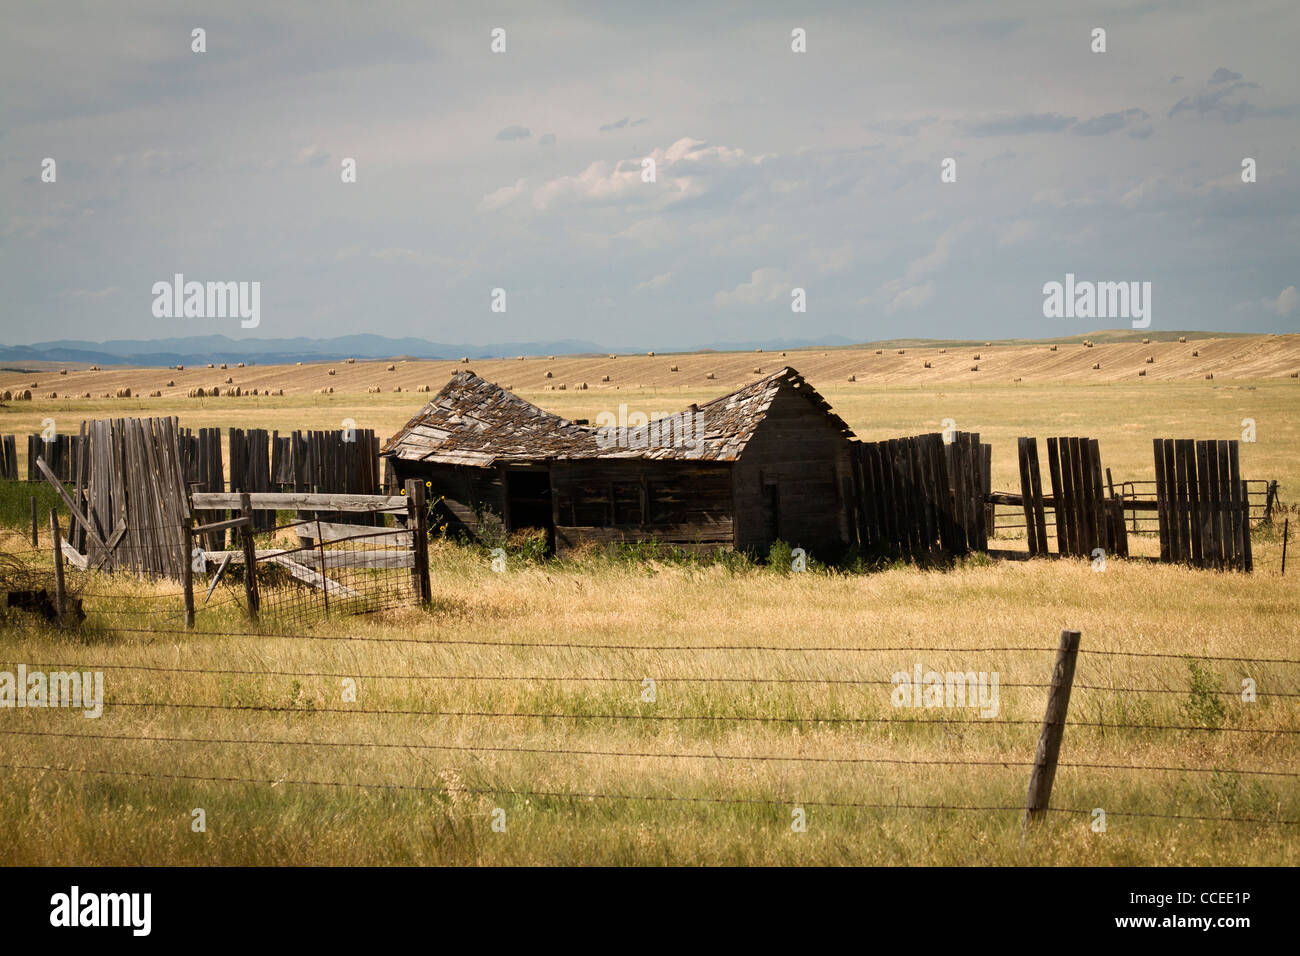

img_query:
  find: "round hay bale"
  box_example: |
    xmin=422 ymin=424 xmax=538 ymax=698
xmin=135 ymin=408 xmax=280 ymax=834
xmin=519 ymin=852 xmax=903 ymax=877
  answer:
xmin=577 ymin=382 xmax=588 ymax=390
xmin=149 ymin=390 xmax=161 ymax=398
xmin=81 ymin=392 xmax=90 ymax=398
xmin=207 ymin=363 xmax=214 ymax=368
xmin=1146 ymin=356 xmax=1155 ymax=364
xmin=296 ymin=362 xmax=302 ymax=366
xmin=1178 ymin=336 xmax=1187 ymax=343
xmin=1138 ymin=370 xmax=1147 ymax=377
xmin=669 ymin=365 xmax=679 ymax=372
xmin=973 ymin=354 xmax=981 ymax=360
xmin=237 ymin=362 xmax=245 ymax=368
xmin=970 ymin=365 xmax=979 ymax=372
xmin=30 ymin=381 xmax=38 ymax=388
xmin=416 ymin=384 xmax=431 ymax=392
xmin=556 ymin=383 xmax=566 ymax=391
xmin=220 ymin=363 xmax=228 ymax=370
xmin=923 ymin=361 xmax=932 ymax=369
xmin=271 ymin=388 xmax=284 ymax=396
xmin=939 ymin=348 xmax=946 ymax=354
xmin=753 ymin=367 xmax=762 ymax=374
xmin=46 ymin=392 xmax=58 ymax=399
xmin=1205 ymin=373 xmax=1214 ymax=380
xmin=176 ymin=364 xmax=184 ymax=371
xmin=1092 ymin=363 xmax=1101 ymax=370
xmin=232 ymin=386 xmax=241 ymax=396
xmin=1049 ymin=345 xmax=1057 ymax=351
xmin=460 ymin=357 xmax=469 ymax=363
xmin=394 ymin=385 xmax=402 ymax=392
xmin=608 ymin=354 xmax=616 ymax=360
xmin=59 ymin=368 xmax=67 ymax=376
xmin=545 ymin=371 xmax=553 ymax=378
xmin=547 ymin=355 xmax=555 ymax=361
xmin=601 ymin=375 xmax=611 ymax=382
xmin=647 ymin=351 xmax=654 ymax=357
xmin=89 ymin=365 xmax=100 ymax=371
xmin=347 ymin=357 xmax=355 ymax=364
xmin=896 ymin=349 xmax=905 ymax=355
xmin=984 ymin=342 xmax=991 ymax=347
xmin=874 ymin=349 xmax=883 ymax=355
xmin=386 ymin=364 xmax=396 ymax=371
xmin=1142 ymin=337 xmax=1150 ymax=344
xmin=115 ymin=387 xmax=132 ymax=398
xmin=368 ymin=385 xmax=381 ymax=394
xmin=210 ymin=387 xmax=220 ymax=397
xmin=167 ymin=380 xmax=175 ymax=387
xmin=848 ymin=374 xmax=856 ymax=382
xmin=224 ymin=376 xmax=233 ymax=383
xmin=318 ymin=386 xmax=333 ymax=394
xmin=1192 ymin=350 xmax=1200 ymax=357
xmin=0 ymin=390 xmax=9 ymax=401
xmin=705 ymin=372 xmax=715 ymax=379
xmin=328 ymin=369 xmax=336 ymax=375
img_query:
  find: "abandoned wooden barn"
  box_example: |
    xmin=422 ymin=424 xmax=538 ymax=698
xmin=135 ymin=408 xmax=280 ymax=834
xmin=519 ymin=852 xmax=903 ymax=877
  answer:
xmin=380 ymin=368 xmax=858 ymax=556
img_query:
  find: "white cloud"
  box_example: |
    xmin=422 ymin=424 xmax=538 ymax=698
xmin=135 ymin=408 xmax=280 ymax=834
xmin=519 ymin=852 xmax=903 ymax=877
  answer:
xmin=1268 ymin=285 xmax=1298 ymax=315
xmin=714 ymin=267 xmax=792 ymax=307
xmin=885 ymin=281 xmax=937 ymax=313
xmin=480 ymin=178 xmax=526 ymax=211
xmin=532 ymin=137 xmax=759 ymax=210
xmin=999 ymin=219 xmax=1036 ymax=246
xmin=633 ymin=272 xmax=673 ymax=293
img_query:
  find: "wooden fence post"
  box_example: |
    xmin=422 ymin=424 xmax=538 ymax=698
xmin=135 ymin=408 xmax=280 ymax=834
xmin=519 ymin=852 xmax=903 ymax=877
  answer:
xmin=405 ymin=479 xmax=431 ymax=605
xmin=31 ymin=496 xmax=39 ymax=547
xmin=49 ymin=511 xmax=66 ymax=628
xmin=238 ymin=492 xmax=259 ymax=621
xmin=1022 ymin=629 xmax=1082 ymax=841
xmin=1282 ymin=517 xmax=1289 ymax=576
xmin=182 ymin=513 xmax=196 ymax=629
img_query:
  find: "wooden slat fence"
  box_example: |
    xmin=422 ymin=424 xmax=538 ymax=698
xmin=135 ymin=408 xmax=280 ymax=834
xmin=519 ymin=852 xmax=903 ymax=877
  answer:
xmin=850 ymin=431 xmax=989 ymax=558
xmin=1153 ymin=438 xmax=1252 ymax=571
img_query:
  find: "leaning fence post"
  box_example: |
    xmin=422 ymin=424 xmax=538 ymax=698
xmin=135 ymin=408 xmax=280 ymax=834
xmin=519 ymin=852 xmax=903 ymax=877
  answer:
xmin=49 ymin=510 xmax=66 ymax=628
xmin=31 ymin=495 xmax=39 ymax=547
xmin=182 ymin=513 xmax=196 ymax=629
xmin=238 ymin=491 xmax=259 ymax=621
xmin=1021 ymin=629 xmax=1082 ymax=841
xmin=1282 ymin=517 xmax=1289 ymax=576
xmin=404 ymin=479 xmax=431 ymax=605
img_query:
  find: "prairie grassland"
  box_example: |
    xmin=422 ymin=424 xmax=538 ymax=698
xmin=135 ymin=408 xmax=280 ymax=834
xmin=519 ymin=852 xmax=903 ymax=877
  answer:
xmin=0 ymin=372 xmax=1296 ymax=865
xmin=0 ymin=522 xmax=1296 ymax=866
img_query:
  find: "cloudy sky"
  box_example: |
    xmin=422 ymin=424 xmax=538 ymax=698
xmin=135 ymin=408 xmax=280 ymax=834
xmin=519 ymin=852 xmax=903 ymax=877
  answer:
xmin=2 ymin=0 xmax=1297 ymax=349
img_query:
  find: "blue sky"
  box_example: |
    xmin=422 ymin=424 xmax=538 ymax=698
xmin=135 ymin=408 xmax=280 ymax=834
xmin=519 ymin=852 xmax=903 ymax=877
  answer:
xmin=2 ymin=0 xmax=1297 ymax=349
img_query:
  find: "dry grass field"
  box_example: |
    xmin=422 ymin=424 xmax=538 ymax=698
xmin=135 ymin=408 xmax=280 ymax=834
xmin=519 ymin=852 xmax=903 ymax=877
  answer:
xmin=0 ymin=333 xmax=1297 ymax=866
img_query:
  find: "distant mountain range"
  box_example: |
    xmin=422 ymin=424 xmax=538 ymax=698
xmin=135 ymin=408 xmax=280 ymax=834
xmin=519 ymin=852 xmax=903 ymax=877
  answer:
xmin=0 ymin=333 xmax=861 ymax=368
xmin=0 ymin=330 xmax=1256 ymax=369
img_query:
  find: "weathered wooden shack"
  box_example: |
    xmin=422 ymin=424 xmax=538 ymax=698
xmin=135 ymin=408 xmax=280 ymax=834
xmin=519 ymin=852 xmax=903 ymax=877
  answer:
xmin=380 ymin=367 xmax=858 ymax=557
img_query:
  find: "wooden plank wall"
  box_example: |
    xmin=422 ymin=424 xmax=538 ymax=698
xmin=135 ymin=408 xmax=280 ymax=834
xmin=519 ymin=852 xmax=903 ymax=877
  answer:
xmin=1153 ymin=438 xmax=1252 ymax=571
xmin=54 ymin=418 xmax=192 ymax=577
xmin=26 ymin=433 xmax=82 ymax=482
xmin=0 ymin=435 xmax=19 ymax=480
xmin=850 ymin=431 xmax=989 ymax=558
xmin=1036 ymin=437 xmax=1128 ymax=560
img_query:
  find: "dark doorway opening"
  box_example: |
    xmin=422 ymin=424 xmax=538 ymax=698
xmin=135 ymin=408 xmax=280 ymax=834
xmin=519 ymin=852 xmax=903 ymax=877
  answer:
xmin=505 ymin=468 xmax=555 ymax=550
xmin=761 ymin=482 xmax=781 ymax=544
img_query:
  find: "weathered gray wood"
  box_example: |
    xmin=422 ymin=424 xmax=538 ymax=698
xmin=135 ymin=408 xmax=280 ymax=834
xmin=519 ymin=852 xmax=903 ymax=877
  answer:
xmin=192 ymin=516 xmax=252 ymax=536
xmin=58 ymin=540 xmax=89 ymax=570
xmin=201 ymin=548 xmax=414 ymax=570
xmin=30 ymin=496 xmax=38 ymax=547
xmin=191 ymin=491 xmax=407 ymax=513
xmin=205 ymin=552 xmax=232 ymax=602
xmin=36 ymin=455 xmax=108 ymax=554
xmin=404 ymin=480 xmax=431 ymax=605
xmin=1022 ymin=629 xmax=1082 ymax=838
xmin=49 ymin=511 xmax=66 ymax=628
xmin=238 ymin=492 xmax=259 ymax=620
xmin=265 ymin=554 xmax=358 ymax=598
xmin=182 ymin=513 xmax=195 ymax=629
xmin=294 ymin=520 xmax=411 ymax=547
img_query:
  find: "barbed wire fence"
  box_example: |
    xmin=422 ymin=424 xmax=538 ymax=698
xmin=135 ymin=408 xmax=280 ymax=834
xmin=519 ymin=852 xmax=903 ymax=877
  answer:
xmin=1 ymin=621 xmax=1296 ymax=837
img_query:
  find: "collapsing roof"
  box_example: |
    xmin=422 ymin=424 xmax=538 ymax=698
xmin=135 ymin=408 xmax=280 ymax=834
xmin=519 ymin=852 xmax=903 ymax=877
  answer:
xmin=380 ymin=367 xmax=856 ymax=467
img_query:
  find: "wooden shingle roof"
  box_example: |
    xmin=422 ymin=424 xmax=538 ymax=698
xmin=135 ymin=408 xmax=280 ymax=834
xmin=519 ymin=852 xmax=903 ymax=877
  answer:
xmin=380 ymin=367 xmax=854 ymax=466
